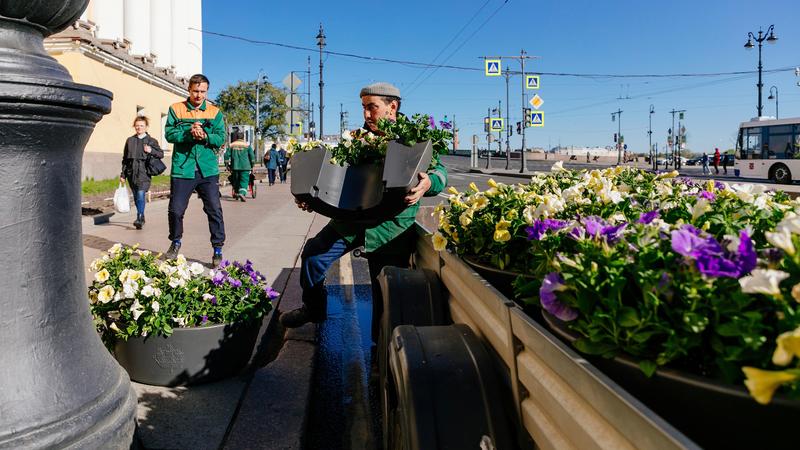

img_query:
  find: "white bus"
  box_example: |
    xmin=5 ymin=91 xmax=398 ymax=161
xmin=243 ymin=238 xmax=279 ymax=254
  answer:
xmin=734 ymin=117 xmax=800 ymax=183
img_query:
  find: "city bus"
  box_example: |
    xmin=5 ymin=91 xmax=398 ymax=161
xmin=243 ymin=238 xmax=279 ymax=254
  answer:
xmin=734 ymin=117 xmax=800 ymax=183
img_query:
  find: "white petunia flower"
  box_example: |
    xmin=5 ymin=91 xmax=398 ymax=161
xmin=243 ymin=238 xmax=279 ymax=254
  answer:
xmin=98 ymin=285 xmax=115 ymax=304
xmin=108 ymin=243 xmax=122 ymax=255
xmin=94 ymin=268 xmax=110 ymax=283
xmin=739 ymin=269 xmax=790 ymax=297
xmin=140 ymin=284 xmax=156 ymax=297
xmin=766 ymin=229 xmax=796 ymax=256
xmin=189 ymin=262 xmax=205 ymax=276
xmin=173 ymin=316 xmax=186 ymax=327
xmin=691 ymin=198 xmax=712 ymax=221
xmin=122 ymin=281 xmax=138 ymax=299
xmin=130 ymin=299 xmax=145 ymax=320
xmin=151 ymin=301 xmax=160 ymax=313
xmin=550 ymin=161 xmax=565 ymax=172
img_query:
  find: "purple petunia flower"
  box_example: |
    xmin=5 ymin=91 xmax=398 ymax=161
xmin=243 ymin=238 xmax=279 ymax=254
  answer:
xmin=264 ymin=286 xmax=280 ymax=299
xmin=671 ymin=226 xmax=756 ymax=278
xmin=602 ymin=223 xmax=627 ymax=244
xmin=211 ymin=271 xmax=226 ymax=286
xmin=230 ymin=278 xmax=242 ymax=288
xmin=697 ymin=191 xmax=716 ymax=201
xmin=736 ymin=230 xmax=757 ymax=275
xmin=582 ymin=216 xmax=606 ymax=238
xmin=201 ymin=315 xmax=208 ymax=324
xmin=637 ymin=210 xmax=660 ymax=224
xmin=670 ymin=226 xmax=715 ymax=258
xmin=439 ymin=121 xmax=452 ymax=130
xmin=539 ymin=272 xmax=577 ymax=321
xmin=220 ymin=259 xmax=230 ymax=268
xmin=428 ymin=115 xmax=437 ymax=129
xmin=211 ymin=297 xmax=217 ymax=305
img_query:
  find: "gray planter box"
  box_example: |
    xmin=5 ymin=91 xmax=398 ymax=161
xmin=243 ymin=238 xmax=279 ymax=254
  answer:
xmin=291 ymin=140 xmax=433 ymax=221
xmin=114 ymin=320 xmax=261 ymax=387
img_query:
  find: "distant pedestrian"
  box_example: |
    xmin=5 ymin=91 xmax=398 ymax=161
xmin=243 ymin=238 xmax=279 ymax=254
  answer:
xmin=224 ymin=129 xmax=256 ymax=202
xmin=278 ymin=146 xmax=289 ymax=183
xmin=120 ymin=115 xmax=164 ymax=229
xmin=163 ymin=73 xmax=227 ymax=267
xmin=264 ymin=143 xmax=279 ymax=185
xmin=713 ymin=148 xmax=721 ymax=175
xmin=701 ymin=153 xmax=709 ymax=175
xmin=722 ymin=153 xmax=728 ymax=175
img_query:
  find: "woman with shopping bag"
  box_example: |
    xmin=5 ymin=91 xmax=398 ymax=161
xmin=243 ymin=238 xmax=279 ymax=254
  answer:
xmin=120 ymin=116 xmax=164 ymax=229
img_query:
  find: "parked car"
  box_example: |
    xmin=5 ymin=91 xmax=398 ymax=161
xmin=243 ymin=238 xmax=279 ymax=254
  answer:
xmin=722 ymin=154 xmax=735 ymax=166
xmin=685 ymin=157 xmax=702 ymax=166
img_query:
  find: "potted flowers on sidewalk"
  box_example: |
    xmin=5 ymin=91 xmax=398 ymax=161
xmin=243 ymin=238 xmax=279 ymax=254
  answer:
xmin=88 ymin=244 xmax=278 ymax=386
xmin=434 ymin=164 xmax=800 ymax=449
xmin=290 ymin=114 xmax=452 ymax=221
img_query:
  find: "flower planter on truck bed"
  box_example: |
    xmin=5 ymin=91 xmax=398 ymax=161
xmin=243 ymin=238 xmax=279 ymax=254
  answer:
xmin=375 ymin=221 xmax=701 ymax=449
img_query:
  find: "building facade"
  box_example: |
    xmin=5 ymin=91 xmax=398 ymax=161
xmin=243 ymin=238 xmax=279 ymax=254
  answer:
xmin=44 ymin=0 xmax=203 ymax=181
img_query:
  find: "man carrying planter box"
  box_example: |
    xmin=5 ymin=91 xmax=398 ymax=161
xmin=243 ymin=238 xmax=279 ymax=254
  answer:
xmin=281 ymin=82 xmax=448 ymax=343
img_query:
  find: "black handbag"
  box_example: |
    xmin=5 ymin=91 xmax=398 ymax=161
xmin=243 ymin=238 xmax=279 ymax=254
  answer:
xmin=145 ymin=155 xmax=167 ymax=176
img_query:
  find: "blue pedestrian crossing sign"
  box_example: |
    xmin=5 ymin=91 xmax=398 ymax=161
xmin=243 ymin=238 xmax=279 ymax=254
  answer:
xmin=526 ymin=75 xmax=540 ymax=89
xmin=490 ymin=117 xmax=504 ymax=131
xmin=530 ymin=111 xmax=544 ymax=127
xmin=485 ymin=59 xmax=501 ymax=76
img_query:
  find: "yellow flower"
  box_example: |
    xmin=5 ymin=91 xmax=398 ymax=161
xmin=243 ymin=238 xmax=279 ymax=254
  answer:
xmin=792 ymin=283 xmax=800 ymax=303
xmin=487 ymin=178 xmax=498 ymax=188
xmin=97 ymin=285 xmax=115 ymax=304
xmin=472 ymin=195 xmax=489 ymax=210
xmin=705 ymin=180 xmax=716 ymax=193
xmin=655 ymin=170 xmax=679 ymax=180
xmin=742 ymin=367 xmax=800 ymax=405
xmin=468 ymin=182 xmax=479 ymax=192
xmin=493 ymin=229 xmax=511 ymax=242
xmin=447 ymin=186 xmax=459 ymax=195
xmin=506 ymin=209 xmax=518 ymax=220
xmin=772 ymin=327 xmax=800 ymax=366
xmin=451 ymin=231 xmax=460 ymax=243
xmin=94 ymin=268 xmax=110 ymax=283
xmin=432 ymin=232 xmax=448 ymax=251
xmin=107 ymin=243 xmax=122 ymax=255
xmin=459 ymin=210 xmax=473 ymax=226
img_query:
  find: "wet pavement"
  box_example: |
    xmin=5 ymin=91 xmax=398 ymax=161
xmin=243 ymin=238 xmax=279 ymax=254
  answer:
xmin=306 ymin=253 xmax=381 ymax=450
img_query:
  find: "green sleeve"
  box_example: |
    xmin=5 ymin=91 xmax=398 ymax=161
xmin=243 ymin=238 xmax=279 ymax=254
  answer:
xmin=424 ymin=160 xmax=447 ymax=196
xmin=223 ymin=147 xmax=231 ymax=162
xmin=248 ymin=147 xmax=255 ymax=164
xmin=165 ymin=107 xmax=192 ymax=144
xmin=205 ymin=111 xmax=226 ymax=148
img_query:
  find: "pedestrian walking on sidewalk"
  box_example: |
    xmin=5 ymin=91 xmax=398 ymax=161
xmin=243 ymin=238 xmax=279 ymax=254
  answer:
xmin=281 ymin=82 xmax=449 ymax=344
xmin=278 ymin=145 xmax=289 ymax=183
xmin=224 ymin=129 xmax=255 ymax=202
xmin=120 ymin=115 xmax=164 ymax=230
xmin=163 ymin=74 xmax=227 ymax=267
xmin=264 ymin=143 xmax=279 ymax=185
xmin=701 ymin=153 xmax=709 ymax=175
xmin=713 ymin=148 xmax=721 ymax=175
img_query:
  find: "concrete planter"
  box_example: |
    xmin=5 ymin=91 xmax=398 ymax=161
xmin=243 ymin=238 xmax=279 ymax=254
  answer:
xmin=291 ymin=140 xmax=433 ymax=221
xmin=542 ymin=313 xmax=800 ymax=450
xmin=115 ymin=319 xmax=262 ymax=387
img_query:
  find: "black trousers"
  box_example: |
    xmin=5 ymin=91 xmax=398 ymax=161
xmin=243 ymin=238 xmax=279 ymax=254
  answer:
xmin=168 ymin=170 xmax=225 ymax=247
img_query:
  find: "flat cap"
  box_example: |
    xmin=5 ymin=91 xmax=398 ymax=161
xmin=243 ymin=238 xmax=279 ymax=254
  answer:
xmin=359 ymin=82 xmax=401 ymax=99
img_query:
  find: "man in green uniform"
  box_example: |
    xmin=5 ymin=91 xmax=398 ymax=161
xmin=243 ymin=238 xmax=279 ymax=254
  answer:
xmin=280 ymin=82 xmax=448 ymax=342
xmin=224 ymin=129 xmax=256 ymax=202
xmin=163 ymin=74 xmax=227 ymax=267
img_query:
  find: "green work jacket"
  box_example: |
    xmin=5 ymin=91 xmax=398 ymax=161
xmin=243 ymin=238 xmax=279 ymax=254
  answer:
xmin=224 ymin=140 xmax=255 ymax=170
xmin=165 ymin=99 xmax=226 ymax=179
xmin=330 ymin=159 xmax=448 ymax=253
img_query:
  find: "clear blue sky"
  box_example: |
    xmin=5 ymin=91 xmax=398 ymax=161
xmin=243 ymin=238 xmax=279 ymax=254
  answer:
xmin=201 ymin=0 xmax=800 ymax=154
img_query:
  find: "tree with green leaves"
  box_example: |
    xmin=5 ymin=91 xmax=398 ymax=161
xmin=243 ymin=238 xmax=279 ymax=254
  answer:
xmin=215 ymin=79 xmax=290 ymax=141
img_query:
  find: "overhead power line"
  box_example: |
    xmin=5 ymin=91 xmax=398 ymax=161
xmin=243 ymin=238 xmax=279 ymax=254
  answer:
xmin=194 ymin=28 xmax=798 ymax=79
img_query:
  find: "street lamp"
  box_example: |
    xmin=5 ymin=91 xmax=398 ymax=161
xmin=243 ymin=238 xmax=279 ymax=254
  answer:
xmin=255 ymin=69 xmax=265 ymax=148
xmin=649 ymin=104 xmax=655 ymax=170
xmin=768 ymin=85 xmax=779 ymax=119
xmin=744 ymin=25 xmax=777 ymax=117
xmin=316 ymin=24 xmax=326 ymax=138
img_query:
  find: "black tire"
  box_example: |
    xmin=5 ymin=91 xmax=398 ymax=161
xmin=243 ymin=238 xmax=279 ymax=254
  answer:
xmin=386 ymin=325 xmax=515 ymax=450
xmin=377 ymin=267 xmax=448 ymax=449
xmin=771 ymin=163 xmax=792 ymax=184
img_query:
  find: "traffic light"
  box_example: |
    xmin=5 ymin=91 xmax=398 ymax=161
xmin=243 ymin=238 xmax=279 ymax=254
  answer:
xmin=483 ymin=117 xmax=489 ymax=133
xmin=613 ymin=133 xmax=617 ymax=142
xmin=516 ymin=122 xmax=522 ymax=134
xmin=679 ymin=112 xmax=684 ymax=120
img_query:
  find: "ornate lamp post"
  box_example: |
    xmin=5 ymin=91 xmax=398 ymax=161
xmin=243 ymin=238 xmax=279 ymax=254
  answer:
xmin=768 ymin=85 xmax=779 ymax=119
xmin=0 ymin=1 xmax=137 ymax=448
xmin=744 ymin=25 xmax=777 ymax=118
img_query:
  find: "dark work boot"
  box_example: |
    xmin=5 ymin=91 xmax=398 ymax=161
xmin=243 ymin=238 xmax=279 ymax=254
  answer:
xmin=212 ymin=247 xmax=223 ymax=267
xmin=280 ymin=305 xmax=326 ymax=328
xmin=280 ymin=286 xmax=327 ymax=328
xmin=164 ymin=241 xmax=181 ymax=260
xmin=134 ymin=214 xmax=144 ymax=230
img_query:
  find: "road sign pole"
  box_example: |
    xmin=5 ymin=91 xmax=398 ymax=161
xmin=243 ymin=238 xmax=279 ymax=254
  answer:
xmin=505 ymin=72 xmax=511 ymax=170
xmin=520 ymin=50 xmax=527 ymax=174
xmin=486 ymin=107 xmax=492 ymax=169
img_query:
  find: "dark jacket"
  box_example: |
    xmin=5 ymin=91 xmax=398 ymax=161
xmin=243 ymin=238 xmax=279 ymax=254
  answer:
xmin=121 ymin=134 xmax=164 ymax=191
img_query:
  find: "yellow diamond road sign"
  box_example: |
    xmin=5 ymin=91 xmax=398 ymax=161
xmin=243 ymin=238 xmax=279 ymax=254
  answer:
xmin=526 ymin=75 xmax=540 ymax=89
xmin=529 ymin=94 xmax=544 ymax=110
xmin=485 ymin=59 xmax=501 ymax=76
xmin=490 ymin=117 xmax=504 ymax=131
xmin=530 ymin=111 xmax=544 ymax=127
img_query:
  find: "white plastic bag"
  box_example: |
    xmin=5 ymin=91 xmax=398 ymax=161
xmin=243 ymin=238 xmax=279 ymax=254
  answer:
xmin=113 ymin=182 xmax=130 ymax=213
